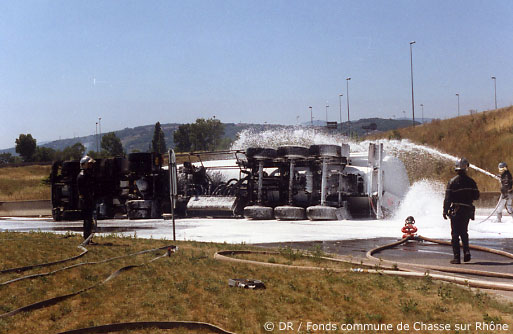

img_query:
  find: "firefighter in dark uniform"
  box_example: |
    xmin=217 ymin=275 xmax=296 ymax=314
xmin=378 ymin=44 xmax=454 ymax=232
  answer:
xmin=77 ymin=156 xmax=96 ymax=241
xmin=443 ymin=158 xmax=480 ymax=264
xmin=496 ymin=162 xmax=513 ymax=222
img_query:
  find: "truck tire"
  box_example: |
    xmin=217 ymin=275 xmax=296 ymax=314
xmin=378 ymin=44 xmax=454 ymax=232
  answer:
xmin=245 ymin=148 xmax=277 ymax=160
xmin=306 ymin=205 xmax=338 ymax=221
xmin=243 ymin=205 xmax=274 ymax=220
xmin=277 ymin=146 xmax=309 ymax=159
xmin=274 ymin=205 xmax=305 ymax=220
xmin=309 ymin=145 xmax=341 ymax=158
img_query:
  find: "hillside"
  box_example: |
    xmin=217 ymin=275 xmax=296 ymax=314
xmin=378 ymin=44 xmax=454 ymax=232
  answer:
xmin=19 ymin=123 xmax=284 ymax=155
xmin=2 ymin=118 xmax=417 ymax=155
xmin=368 ymin=106 xmax=513 ymax=191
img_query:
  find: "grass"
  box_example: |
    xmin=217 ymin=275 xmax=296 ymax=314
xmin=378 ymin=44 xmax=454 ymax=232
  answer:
xmin=0 ymin=165 xmax=51 ymax=201
xmin=0 ymin=232 xmax=512 ymax=334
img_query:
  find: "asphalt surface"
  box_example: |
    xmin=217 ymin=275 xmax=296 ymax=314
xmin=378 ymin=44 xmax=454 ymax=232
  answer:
xmin=256 ymin=238 xmax=513 ymax=300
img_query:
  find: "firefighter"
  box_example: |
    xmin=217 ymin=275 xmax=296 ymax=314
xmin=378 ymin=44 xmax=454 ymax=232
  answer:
xmin=77 ymin=156 xmax=96 ymax=241
xmin=443 ymin=158 xmax=480 ymax=264
xmin=496 ymin=162 xmax=513 ymax=223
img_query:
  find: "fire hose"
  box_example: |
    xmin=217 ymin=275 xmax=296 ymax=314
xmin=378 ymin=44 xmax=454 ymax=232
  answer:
xmin=214 ymin=237 xmax=513 ymax=292
xmin=366 ymin=235 xmax=513 ymax=280
xmin=56 ymin=321 xmax=237 ymax=334
xmin=0 ymin=243 xmax=177 ymax=319
xmin=0 ymin=238 xmax=240 ymax=334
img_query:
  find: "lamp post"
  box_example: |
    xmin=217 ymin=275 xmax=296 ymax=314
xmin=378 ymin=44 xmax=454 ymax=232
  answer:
xmin=409 ymin=41 xmax=416 ymax=126
xmin=420 ymin=103 xmax=424 ymax=123
xmin=455 ymin=93 xmax=460 ymax=116
xmin=98 ymin=117 xmax=102 ymax=148
xmin=491 ymin=76 xmax=497 ymax=109
xmin=338 ymin=93 xmax=343 ymax=128
xmin=309 ymin=106 xmax=313 ymax=126
xmin=95 ymin=122 xmax=99 ymax=152
xmin=346 ymin=77 xmax=351 ymax=136
xmin=325 ymin=102 xmax=329 ymax=123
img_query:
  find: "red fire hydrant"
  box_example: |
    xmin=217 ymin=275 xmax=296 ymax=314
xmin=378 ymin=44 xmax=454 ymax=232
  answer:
xmin=401 ymin=216 xmax=417 ymax=239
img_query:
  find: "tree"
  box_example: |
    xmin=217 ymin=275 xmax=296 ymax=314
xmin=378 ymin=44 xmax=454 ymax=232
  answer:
xmin=33 ymin=146 xmax=56 ymax=162
xmin=15 ymin=134 xmax=37 ymax=162
xmin=0 ymin=153 xmax=16 ymax=165
xmin=173 ymin=123 xmax=192 ymax=152
xmin=101 ymin=132 xmax=124 ymax=157
xmin=151 ymin=122 xmax=167 ymax=154
xmin=173 ymin=118 xmax=225 ymax=152
xmin=62 ymin=142 xmax=86 ymax=160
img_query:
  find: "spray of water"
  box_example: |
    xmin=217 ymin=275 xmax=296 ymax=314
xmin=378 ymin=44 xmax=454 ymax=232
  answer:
xmin=360 ymin=139 xmax=500 ymax=181
xmin=232 ymin=127 xmax=499 ymax=181
xmin=231 ymin=127 xmax=346 ymax=150
xmin=394 ymin=179 xmax=445 ymax=220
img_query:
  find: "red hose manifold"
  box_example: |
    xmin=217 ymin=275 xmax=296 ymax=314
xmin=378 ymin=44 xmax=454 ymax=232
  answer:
xmin=401 ymin=215 xmax=417 ymax=238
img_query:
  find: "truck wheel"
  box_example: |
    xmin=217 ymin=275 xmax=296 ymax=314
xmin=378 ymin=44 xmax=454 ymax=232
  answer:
xmin=52 ymin=208 xmax=62 ymax=221
xmin=243 ymin=205 xmax=274 ymax=220
xmin=274 ymin=205 xmax=305 ymax=220
xmin=277 ymin=146 xmax=309 ymax=159
xmin=306 ymin=205 xmax=338 ymax=221
xmin=245 ymin=148 xmax=277 ymax=160
xmin=309 ymin=145 xmax=341 ymax=158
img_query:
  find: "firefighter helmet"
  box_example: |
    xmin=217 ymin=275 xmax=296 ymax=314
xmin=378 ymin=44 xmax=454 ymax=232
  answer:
xmin=455 ymin=157 xmax=469 ymax=171
xmin=80 ymin=156 xmax=95 ymax=169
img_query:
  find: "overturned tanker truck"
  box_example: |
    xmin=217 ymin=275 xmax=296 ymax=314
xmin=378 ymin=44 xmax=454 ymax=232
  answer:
xmin=49 ymin=142 xmax=409 ymax=221
xmin=185 ymin=143 xmax=409 ymax=220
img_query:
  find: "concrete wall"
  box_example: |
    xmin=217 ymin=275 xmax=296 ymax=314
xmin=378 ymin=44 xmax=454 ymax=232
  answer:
xmin=0 ymin=200 xmax=52 ymax=217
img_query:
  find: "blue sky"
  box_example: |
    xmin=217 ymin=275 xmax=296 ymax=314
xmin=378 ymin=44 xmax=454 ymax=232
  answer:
xmin=1 ymin=0 xmax=512 ymax=149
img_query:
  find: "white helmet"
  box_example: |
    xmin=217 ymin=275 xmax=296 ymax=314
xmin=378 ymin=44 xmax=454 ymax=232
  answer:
xmin=454 ymin=157 xmax=469 ymax=171
xmin=80 ymin=156 xmax=95 ymax=169
xmin=499 ymin=162 xmax=508 ymax=173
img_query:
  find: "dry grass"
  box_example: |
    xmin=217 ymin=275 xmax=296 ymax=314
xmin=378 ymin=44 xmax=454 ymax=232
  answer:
xmin=370 ymin=106 xmax=513 ymax=191
xmin=0 ymin=232 xmax=511 ymax=334
xmin=0 ymin=165 xmax=51 ymax=201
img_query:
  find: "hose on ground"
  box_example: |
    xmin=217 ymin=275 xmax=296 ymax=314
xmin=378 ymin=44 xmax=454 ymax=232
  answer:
xmin=0 ymin=244 xmax=177 ymax=319
xmin=215 ymin=237 xmax=513 ymax=292
xmin=1 ymin=228 xmax=95 ymax=279
xmin=56 ymin=321 xmax=237 ymax=334
xmin=366 ymin=235 xmax=513 ymax=279
xmin=1 ymin=244 xmax=177 ymax=286
xmin=0 ymin=245 xmax=88 ymax=275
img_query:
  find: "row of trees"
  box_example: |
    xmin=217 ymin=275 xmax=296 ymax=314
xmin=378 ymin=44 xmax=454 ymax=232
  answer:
xmin=10 ymin=132 xmax=125 ymax=164
xmin=4 ymin=119 xmax=227 ymax=165
xmin=173 ymin=118 xmax=226 ymax=152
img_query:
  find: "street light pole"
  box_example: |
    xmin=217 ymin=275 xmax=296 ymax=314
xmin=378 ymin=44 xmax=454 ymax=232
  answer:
xmin=338 ymin=94 xmax=343 ymax=128
xmin=325 ymin=102 xmax=329 ymax=123
xmin=455 ymin=93 xmax=460 ymax=116
xmin=346 ymin=77 xmax=351 ymax=136
xmin=95 ymin=122 xmax=99 ymax=152
xmin=309 ymin=106 xmax=313 ymax=126
xmin=491 ymin=76 xmax=497 ymax=109
xmin=98 ymin=117 xmax=102 ymax=148
xmin=409 ymin=41 xmax=416 ymax=126
xmin=420 ymin=104 xmax=424 ymax=123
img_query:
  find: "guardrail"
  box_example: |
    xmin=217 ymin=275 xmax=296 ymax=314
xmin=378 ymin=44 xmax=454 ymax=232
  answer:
xmin=0 ymin=200 xmax=52 ymax=217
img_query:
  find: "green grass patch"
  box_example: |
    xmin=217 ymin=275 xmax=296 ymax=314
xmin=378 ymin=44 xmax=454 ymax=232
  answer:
xmin=0 ymin=232 xmax=512 ymax=334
